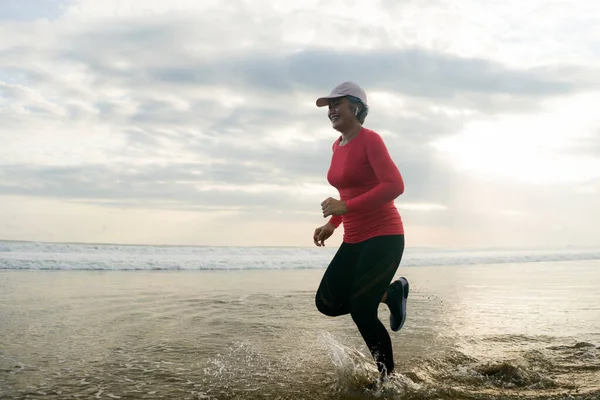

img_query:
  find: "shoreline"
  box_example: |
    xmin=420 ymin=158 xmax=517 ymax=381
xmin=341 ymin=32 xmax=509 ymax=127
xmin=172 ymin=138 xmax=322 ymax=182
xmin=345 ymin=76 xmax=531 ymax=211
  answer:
xmin=3 ymin=238 xmax=600 ymax=252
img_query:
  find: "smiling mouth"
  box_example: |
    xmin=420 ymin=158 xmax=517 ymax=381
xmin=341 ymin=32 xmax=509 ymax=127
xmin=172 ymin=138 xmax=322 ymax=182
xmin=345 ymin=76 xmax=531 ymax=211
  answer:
xmin=330 ymin=116 xmax=340 ymax=122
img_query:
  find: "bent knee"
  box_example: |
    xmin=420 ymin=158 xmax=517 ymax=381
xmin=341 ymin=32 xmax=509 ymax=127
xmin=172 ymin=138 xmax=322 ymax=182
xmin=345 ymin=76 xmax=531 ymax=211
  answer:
xmin=315 ymin=294 xmax=343 ymax=317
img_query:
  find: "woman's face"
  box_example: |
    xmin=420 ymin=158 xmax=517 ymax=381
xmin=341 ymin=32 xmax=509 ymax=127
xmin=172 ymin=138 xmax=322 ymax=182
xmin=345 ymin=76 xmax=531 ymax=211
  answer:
xmin=327 ymin=97 xmax=356 ymax=131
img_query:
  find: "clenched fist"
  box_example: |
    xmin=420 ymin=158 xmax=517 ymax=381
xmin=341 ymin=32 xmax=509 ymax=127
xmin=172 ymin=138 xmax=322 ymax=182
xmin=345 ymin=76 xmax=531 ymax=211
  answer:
xmin=321 ymin=197 xmax=347 ymax=218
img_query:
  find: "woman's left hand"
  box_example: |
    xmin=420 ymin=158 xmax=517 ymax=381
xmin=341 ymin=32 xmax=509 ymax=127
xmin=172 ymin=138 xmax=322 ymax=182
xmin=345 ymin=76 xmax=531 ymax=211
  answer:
xmin=321 ymin=197 xmax=347 ymax=218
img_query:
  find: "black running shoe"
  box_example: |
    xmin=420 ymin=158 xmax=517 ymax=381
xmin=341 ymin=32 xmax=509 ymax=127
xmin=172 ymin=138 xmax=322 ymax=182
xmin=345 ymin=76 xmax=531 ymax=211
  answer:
xmin=386 ymin=277 xmax=409 ymax=332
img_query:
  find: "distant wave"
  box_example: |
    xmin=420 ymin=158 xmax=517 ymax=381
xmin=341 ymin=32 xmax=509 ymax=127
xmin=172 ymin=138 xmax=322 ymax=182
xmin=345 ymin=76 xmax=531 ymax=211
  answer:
xmin=1 ymin=240 xmax=600 ymax=271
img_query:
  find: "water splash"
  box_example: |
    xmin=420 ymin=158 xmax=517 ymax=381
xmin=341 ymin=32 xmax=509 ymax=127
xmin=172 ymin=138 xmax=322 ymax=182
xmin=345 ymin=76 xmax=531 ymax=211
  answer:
xmin=317 ymin=332 xmax=378 ymax=388
xmin=316 ymin=332 xmax=430 ymax=399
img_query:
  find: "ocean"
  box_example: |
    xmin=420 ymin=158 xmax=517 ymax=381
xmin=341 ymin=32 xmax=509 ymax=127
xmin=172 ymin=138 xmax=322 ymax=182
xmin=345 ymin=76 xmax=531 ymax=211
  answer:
xmin=1 ymin=240 xmax=600 ymax=399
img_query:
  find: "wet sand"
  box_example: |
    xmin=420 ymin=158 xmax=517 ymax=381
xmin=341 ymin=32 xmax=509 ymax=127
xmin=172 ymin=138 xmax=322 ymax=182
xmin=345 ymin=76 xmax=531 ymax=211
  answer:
xmin=1 ymin=261 xmax=600 ymax=399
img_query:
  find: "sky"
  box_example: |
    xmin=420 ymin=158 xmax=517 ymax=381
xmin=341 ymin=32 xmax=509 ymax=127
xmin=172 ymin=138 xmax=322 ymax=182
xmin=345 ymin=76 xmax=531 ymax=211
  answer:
xmin=0 ymin=0 xmax=599 ymax=248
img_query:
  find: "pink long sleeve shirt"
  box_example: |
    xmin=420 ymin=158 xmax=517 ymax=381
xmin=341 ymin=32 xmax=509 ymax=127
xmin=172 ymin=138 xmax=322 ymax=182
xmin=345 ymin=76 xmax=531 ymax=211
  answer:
xmin=327 ymin=127 xmax=405 ymax=243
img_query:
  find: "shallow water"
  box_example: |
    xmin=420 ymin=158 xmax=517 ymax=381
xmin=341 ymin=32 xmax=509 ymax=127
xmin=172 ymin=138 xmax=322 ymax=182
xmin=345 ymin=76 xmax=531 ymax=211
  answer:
xmin=1 ymin=261 xmax=599 ymax=399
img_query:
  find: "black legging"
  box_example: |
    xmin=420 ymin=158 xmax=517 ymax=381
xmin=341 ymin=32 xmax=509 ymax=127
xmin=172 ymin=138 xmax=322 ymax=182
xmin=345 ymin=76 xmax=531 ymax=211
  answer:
xmin=315 ymin=234 xmax=405 ymax=375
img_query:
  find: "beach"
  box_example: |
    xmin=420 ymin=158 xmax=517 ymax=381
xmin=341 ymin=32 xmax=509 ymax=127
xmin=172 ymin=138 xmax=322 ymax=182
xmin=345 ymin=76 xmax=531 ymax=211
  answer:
xmin=3 ymin=1 xmax=600 ymax=398
xmin=1 ymin=246 xmax=600 ymax=399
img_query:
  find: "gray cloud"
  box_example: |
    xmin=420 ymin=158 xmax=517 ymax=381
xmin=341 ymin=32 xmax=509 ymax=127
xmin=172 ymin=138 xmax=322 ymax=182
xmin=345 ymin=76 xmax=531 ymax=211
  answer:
xmin=0 ymin=133 xmax=459 ymax=215
xmin=0 ymin=163 xmax=297 ymax=210
xmin=0 ymin=63 xmax=505 ymax=213
xmin=4 ymin=11 xmax=594 ymax=143
xmin=5 ymin=12 xmax=594 ymax=103
xmin=2 ymin=6 xmax=599 ymax=247
xmin=52 ymin=44 xmax=590 ymax=100
xmin=67 ymin=17 xmax=588 ymax=99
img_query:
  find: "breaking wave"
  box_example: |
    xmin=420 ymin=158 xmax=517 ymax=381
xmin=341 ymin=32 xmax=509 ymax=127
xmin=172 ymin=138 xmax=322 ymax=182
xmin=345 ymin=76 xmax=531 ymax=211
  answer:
xmin=1 ymin=240 xmax=600 ymax=270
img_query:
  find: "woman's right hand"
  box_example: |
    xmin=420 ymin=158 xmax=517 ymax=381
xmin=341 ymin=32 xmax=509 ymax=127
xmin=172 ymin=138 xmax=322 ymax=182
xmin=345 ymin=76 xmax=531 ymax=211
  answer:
xmin=313 ymin=222 xmax=335 ymax=247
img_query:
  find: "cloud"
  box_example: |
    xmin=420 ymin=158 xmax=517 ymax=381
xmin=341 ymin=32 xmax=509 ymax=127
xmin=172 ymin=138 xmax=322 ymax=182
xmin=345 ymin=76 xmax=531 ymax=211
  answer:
xmin=0 ymin=0 xmax=599 ymax=247
xmin=0 ymin=158 xmax=332 ymax=212
xmin=11 ymin=42 xmax=591 ymax=100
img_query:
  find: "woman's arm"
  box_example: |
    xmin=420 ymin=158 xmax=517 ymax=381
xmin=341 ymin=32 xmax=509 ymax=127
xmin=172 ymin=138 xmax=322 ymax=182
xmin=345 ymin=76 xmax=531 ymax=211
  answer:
xmin=328 ymin=215 xmax=343 ymax=228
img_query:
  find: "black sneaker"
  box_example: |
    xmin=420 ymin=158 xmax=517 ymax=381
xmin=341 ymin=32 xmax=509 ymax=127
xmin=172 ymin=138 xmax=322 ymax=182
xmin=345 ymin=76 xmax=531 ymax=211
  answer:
xmin=386 ymin=277 xmax=409 ymax=332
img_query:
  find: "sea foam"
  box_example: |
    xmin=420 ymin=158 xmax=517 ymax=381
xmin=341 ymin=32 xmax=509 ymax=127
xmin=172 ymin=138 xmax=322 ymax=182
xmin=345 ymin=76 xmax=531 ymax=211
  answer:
xmin=1 ymin=240 xmax=599 ymax=270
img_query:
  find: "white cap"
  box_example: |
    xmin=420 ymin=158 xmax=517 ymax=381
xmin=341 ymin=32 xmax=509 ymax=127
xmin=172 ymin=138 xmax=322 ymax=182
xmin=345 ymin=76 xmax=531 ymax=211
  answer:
xmin=316 ymin=81 xmax=367 ymax=107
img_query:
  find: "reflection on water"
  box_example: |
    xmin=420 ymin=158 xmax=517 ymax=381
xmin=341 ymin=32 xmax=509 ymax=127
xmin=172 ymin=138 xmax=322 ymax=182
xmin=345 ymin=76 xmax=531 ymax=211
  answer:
xmin=1 ymin=261 xmax=599 ymax=399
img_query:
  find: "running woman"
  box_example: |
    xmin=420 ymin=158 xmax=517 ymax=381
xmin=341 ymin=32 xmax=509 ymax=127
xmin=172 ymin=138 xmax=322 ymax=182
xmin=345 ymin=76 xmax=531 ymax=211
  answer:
xmin=313 ymin=82 xmax=409 ymax=381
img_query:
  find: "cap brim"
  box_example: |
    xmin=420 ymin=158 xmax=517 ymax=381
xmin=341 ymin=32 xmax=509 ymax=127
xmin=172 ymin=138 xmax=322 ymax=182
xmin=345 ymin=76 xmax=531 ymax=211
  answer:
xmin=316 ymin=94 xmax=344 ymax=107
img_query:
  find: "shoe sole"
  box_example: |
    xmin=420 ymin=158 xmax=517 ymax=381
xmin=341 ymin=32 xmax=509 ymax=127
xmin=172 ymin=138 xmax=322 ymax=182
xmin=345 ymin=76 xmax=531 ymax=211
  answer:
xmin=390 ymin=277 xmax=409 ymax=332
xmin=398 ymin=277 xmax=409 ymax=330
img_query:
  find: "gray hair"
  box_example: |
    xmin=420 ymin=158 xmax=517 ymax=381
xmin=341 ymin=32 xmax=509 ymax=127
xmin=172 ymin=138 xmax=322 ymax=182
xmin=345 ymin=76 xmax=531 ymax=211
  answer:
xmin=346 ymin=95 xmax=369 ymax=124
